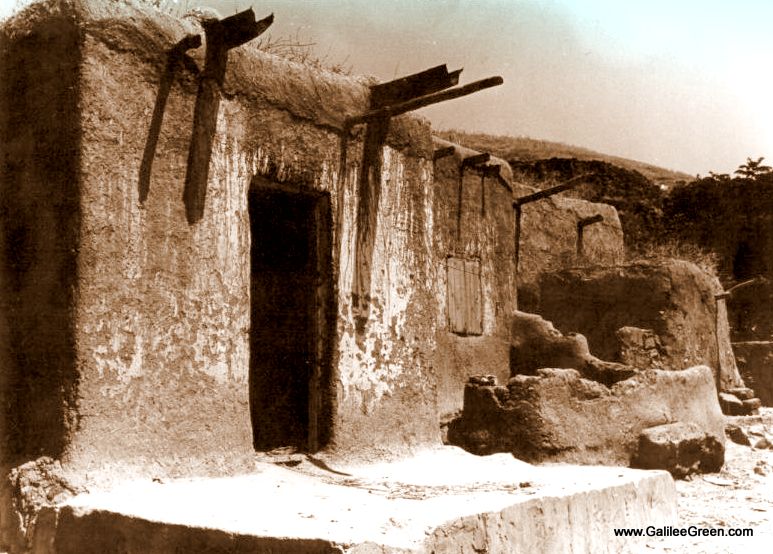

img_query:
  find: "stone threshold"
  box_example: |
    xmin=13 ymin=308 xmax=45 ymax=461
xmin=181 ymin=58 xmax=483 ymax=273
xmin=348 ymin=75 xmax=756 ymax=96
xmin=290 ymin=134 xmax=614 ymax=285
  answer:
xmin=38 ymin=448 xmax=676 ymax=553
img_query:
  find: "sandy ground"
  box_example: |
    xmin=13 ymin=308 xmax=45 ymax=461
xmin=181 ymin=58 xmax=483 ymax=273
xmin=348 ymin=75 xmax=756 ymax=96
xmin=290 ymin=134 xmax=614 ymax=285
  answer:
xmin=643 ymin=411 xmax=773 ymax=553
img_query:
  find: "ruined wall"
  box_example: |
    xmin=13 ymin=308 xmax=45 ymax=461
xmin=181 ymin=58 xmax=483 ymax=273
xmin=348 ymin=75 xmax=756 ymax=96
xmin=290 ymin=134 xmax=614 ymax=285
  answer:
xmin=532 ymin=261 xmax=728 ymax=385
xmin=431 ymin=142 xmax=516 ymax=419
xmin=1 ymin=0 xmax=442 ymax=485
xmin=514 ymin=182 xmax=624 ymax=297
xmin=449 ymin=365 xmax=724 ymax=467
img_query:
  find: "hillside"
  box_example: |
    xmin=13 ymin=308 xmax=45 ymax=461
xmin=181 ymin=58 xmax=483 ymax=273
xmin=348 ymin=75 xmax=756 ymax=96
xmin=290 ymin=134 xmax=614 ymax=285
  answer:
xmin=437 ymin=130 xmax=692 ymax=188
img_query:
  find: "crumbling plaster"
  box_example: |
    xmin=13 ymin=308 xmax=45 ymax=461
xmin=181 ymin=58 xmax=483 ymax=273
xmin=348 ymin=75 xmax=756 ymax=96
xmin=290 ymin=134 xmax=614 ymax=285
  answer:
xmin=3 ymin=0 xmax=642 ymax=498
xmin=1 ymin=0 xmax=441 ymax=480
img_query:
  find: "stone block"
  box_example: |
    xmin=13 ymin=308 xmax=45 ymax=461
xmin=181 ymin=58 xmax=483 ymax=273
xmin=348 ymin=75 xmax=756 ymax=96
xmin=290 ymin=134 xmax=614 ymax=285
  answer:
xmin=743 ymin=398 xmax=762 ymax=413
xmin=725 ymin=423 xmax=751 ymax=446
xmin=719 ymin=392 xmax=746 ymax=415
xmin=726 ymin=387 xmax=755 ymax=400
xmin=632 ymin=422 xmax=724 ymax=478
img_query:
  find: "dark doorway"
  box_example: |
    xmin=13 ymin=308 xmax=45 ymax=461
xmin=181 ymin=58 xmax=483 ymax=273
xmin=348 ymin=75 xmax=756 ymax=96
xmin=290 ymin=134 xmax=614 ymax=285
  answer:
xmin=248 ymin=184 xmax=332 ymax=451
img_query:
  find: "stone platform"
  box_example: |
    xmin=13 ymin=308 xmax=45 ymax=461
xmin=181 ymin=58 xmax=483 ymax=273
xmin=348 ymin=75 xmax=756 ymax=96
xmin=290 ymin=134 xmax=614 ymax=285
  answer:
xmin=34 ymin=448 xmax=676 ymax=553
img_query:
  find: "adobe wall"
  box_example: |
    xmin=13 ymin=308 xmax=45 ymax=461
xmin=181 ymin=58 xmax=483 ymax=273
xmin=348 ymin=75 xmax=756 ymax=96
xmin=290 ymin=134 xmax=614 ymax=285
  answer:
xmin=0 ymin=0 xmax=441 ymax=485
xmin=431 ymin=140 xmax=516 ymax=419
xmin=514 ymin=181 xmax=625 ymax=290
xmin=0 ymin=1 xmax=81 ymax=471
xmin=430 ymin=144 xmax=626 ymax=420
xmin=531 ymin=260 xmax=737 ymax=389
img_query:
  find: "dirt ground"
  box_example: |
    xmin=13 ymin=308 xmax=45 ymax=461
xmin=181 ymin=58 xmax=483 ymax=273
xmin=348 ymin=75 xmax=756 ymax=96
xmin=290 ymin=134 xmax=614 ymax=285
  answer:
xmin=645 ymin=409 xmax=773 ymax=553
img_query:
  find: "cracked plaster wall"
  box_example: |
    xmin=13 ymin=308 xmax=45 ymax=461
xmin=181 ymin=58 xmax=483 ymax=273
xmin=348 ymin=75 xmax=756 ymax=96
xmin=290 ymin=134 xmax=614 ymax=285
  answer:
xmin=1 ymin=0 xmax=442 ymax=484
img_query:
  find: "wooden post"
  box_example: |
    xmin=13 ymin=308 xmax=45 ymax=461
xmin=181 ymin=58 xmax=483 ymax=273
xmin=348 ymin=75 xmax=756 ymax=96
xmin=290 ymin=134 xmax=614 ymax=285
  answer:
xmin=139 ymin=34 xmax=201 ymax=203
xmin=576 ymin=214 xmax=604 ymax=259
xmin=183 ymin=9 xmax=273 ymax=223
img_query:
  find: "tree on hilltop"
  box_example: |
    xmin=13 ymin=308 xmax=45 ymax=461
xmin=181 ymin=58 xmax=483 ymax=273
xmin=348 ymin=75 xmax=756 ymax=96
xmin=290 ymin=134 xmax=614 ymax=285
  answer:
xmin=734 ymin=157 xmax=772 ymax=179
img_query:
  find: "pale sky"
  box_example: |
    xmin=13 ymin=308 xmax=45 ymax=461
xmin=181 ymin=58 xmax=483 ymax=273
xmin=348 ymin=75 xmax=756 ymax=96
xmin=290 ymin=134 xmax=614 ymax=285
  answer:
xmin=2 ymin=0 xmax=771 ymax=176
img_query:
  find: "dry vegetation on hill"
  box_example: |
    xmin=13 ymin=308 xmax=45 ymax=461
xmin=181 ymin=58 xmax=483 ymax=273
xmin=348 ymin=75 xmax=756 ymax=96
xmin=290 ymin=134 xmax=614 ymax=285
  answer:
xmin=438 ymin=129 xmax=692 ymax=188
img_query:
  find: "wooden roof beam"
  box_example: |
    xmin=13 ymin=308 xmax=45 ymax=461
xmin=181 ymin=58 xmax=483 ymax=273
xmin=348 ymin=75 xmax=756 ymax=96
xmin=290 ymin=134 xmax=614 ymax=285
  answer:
xmin=433 ymin=145 xmax=456 ymax=160
xmin=578 ymin=214 xmax=604 ymax=228
xmin=513 ymin=174 xmax=589 ymax=207
xmin=346 ymin=76 xmax=504 ymax=127
xmin=370 ymin=64 xmax=463 ymax=109
xmin=461 ymin=153 xmax=490 ymax=168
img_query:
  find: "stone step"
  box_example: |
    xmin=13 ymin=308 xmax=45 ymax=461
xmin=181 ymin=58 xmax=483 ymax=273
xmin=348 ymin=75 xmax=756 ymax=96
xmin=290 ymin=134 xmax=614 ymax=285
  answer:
xmin=719 ymin=392 xmax=761 ymax=416
xmin=41 ymin=449 xmax=677 ymax=554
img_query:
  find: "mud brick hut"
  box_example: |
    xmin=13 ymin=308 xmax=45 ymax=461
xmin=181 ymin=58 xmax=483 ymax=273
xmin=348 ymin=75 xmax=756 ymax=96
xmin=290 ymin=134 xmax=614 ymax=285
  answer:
xmin=0 ymin=1 xmax=727 ymax=551
xmin=0 ymin=0 xmax=480 ymax=479
xmin=0 ymin=0 xmax=634 ymax=491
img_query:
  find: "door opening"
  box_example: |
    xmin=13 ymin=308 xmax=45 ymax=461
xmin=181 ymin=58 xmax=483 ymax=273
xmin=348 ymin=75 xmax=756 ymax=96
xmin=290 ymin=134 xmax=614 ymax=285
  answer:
xmin=248 ymin=184 xmax=333 ymax=451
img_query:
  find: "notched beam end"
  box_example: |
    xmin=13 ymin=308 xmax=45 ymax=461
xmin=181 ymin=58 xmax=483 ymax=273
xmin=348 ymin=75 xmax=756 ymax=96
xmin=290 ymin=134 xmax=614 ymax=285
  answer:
xmin=578 ymin=214 xmax=604 ymax=228
xmin=448 ymin=68 xmax=463 ymax=87
xmin=218 ymin=9 xmax=274 ymax=50
xmin=347 ymin=75 xmax=504 ymax=127
xmin=461 ymin=153 xmax=491 ymax=168
xmin=369 ymin=64 xmax=464 ymax=109
xmin=433 ymin=145 xmax=456 ymax=161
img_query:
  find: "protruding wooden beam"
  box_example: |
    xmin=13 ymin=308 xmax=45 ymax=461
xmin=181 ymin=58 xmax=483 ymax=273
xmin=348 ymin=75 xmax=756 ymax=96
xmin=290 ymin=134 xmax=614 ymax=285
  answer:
xmin=461 ymin=153 xmax=490 ymax=168
xmin=513 ymin=174 xmax=588 ymax=207
xmin=370 ymin=64 xmax=462 ymax=109
xmin=346 ymin=76 xmax=504 ymax=127
xmin=433 ymin=145 xmax=455 ymax=161
xmin=716 ymin=276 xmax=768 ymax=299
xmin=480 ymin=164 xmax=502 ymax=177
xmin=578 ymin=214 xmax=604 ymax=228
xmin=184 ymin=8 xmax=273 ymax=223
xmin=576 ymin=214 xmax=604 ymax=257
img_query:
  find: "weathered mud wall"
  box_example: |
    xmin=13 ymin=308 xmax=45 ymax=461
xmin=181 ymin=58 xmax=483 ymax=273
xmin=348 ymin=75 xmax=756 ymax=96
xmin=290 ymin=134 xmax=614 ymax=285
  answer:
xmin=0 ymin=5 xmax=83 ymax=547
xmin=0 ymin=1 xmax=83 ymax=468
xmin=531 ymin=261 xmax=735 ymax=385
xmin=0 ymin=0 xmax=442 ymax=488
xmin=514 ymin=182 xmax=624 ymax=290
xmin=431 ymin=141 xmax=516 ymax=419
xmin=449 ymin=365 xmax=725 ymax=466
